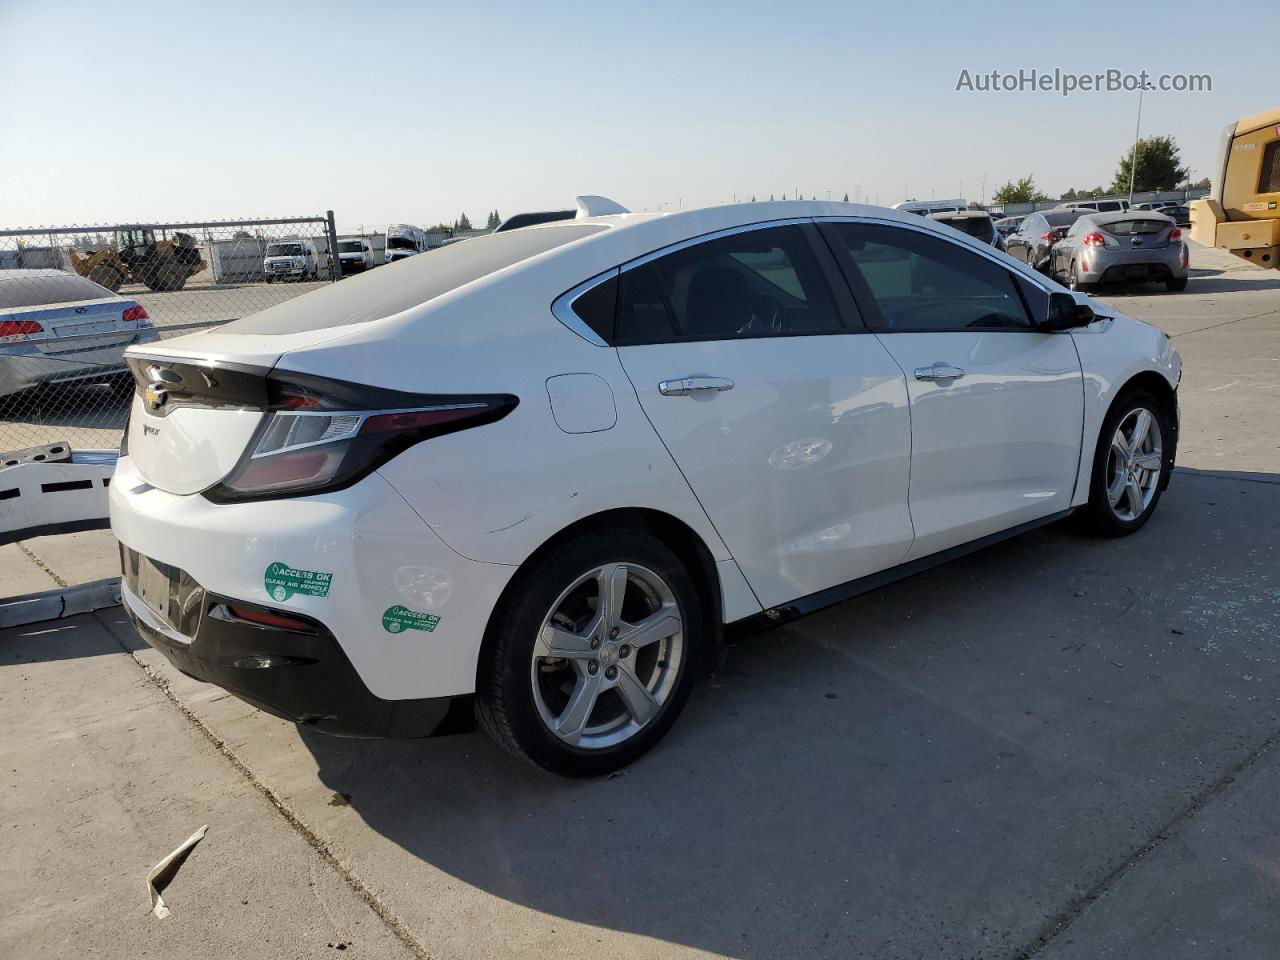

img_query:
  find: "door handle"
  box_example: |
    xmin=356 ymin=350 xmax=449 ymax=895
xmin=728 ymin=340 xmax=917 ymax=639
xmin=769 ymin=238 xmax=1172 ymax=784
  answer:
xmin=914 ymin=363 xmax=966 ymax=382
xmin=658 ymin=376 xmax=735 ymax=397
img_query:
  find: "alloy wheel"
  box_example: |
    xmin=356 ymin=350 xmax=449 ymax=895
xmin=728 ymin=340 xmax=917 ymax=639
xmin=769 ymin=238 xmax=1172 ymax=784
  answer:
xmin=1105 ymin=407 xmax=1163 ymax=522
xmin=530 ymin=562 xmax=685 ymax=750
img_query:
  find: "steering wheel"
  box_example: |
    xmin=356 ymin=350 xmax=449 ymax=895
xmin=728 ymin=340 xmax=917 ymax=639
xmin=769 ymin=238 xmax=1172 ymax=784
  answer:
xmin=740 ymin=294 xmax=784 ymax=335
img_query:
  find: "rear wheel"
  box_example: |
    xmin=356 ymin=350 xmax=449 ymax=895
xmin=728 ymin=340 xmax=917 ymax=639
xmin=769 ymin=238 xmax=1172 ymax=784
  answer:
xmin=144 ymin=261 xmax=190 ymax=292
xmin=1082 ymin=390 xmax=1170 ymax=536
xmin=476 ymin=529 xmax=702 ymax=776
xmin=1069 ymin=260 xmax=1094 ymax=293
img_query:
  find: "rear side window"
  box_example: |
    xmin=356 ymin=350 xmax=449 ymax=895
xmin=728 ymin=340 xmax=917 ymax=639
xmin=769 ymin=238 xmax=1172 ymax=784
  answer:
xmin=1101 ymin=219 xmax=1169 ymax=236
xmin=831 ymin=222 xmax=1031 ymax=332
xmin=616 ymin=225 xmax=843 ymax=344
xmin=570 ymin=274 xmax=618 ymax=342
xmin=0 ymin=272 xmax=113 ymax=308
xmin=225 ymin=224 xmax=605 ymax=334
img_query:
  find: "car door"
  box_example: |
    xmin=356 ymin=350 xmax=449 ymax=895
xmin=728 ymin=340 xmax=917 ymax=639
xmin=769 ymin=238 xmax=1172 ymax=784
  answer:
xmin=1005 ymin=215 xmax=1040 ymax=264
xmin=611 ymin=222 xmax=914 ymax=610
xmin=819 ymin=219 xmax=1084 ymax=561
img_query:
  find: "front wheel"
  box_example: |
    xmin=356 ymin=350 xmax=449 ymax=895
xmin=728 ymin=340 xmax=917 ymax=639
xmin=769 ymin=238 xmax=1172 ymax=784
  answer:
xmin=476 ymin=528 xmax=702 ymax=776
xmin=1082 ymin=391 xmax=1171 ymax=536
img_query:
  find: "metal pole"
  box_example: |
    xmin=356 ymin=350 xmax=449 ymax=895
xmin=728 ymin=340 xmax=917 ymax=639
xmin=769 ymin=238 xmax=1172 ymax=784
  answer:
xmin=1128 ymin=84 xmax=1151 ymax=205
xmin=325 ymin=210 xmax=340 ymax=282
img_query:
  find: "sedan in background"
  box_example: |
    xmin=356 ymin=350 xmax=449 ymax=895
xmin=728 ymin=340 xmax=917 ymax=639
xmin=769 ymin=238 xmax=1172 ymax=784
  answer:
xmin=1050 ymin=211 xmax=1189 ymax=292
xmin=0 ymin=268 xmax=159 ymax=397
xmin=1003 ymin=209 xmax=1090 ymax=273
xmin=994 ymin=215 xmax=1025 ymax=240
xmin=111 ymin=198 xmax=1180 ymax=776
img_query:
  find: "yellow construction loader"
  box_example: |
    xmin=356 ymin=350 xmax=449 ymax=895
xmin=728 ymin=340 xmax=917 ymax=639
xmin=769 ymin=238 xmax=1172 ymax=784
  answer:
xmin=1190 ymin=107 xmax=1280 ymax=269
xmin=68 ymin=228 xmax=207 ymax=292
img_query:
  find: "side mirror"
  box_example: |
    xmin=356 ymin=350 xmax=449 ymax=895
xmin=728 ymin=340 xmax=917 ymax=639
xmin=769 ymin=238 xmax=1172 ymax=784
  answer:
xmin=1046 ymin=292 xmax=1095 ymax=331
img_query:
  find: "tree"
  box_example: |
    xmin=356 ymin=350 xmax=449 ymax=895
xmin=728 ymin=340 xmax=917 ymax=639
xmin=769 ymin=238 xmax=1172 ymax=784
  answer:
xmin=1111 ymin=135 xmax=1189 ymax=195
xmin=843 ymin=193 xmax=849 ymax=202
xmin=769 ymin=194 xmax=774 ymax=201
xmin=992 ymin=176 xmax=1049 ymax=204
xmin=457 ymin=212 xmax=473 ymax=232
xmin=485 ymin=210 xmax=500 ymax=230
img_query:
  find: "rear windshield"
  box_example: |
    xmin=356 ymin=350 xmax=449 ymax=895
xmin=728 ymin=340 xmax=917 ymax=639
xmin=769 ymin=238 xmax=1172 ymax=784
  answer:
xmin=1045 ymin=210 xmax=1085 ymax=226
xmin=225 ymin=223 xmax=605 ymax=335
xmin=937 ymin=217 xmax=994 ymax=243
xmin=1101 ymin=219 xmax=1168 ymax=236
xmin=0 ymin=271 xmax=114 ymax=308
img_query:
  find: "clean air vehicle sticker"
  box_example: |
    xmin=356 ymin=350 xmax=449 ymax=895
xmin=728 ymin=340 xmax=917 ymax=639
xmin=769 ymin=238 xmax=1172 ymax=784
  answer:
xmin=264 ymin=563 xmax=333 ymax=602
xmin=382 ymin=605 xmax=441 ymax=634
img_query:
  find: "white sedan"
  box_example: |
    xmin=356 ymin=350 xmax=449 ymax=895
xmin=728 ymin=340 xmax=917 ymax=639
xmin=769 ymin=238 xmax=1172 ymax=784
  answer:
xmin=110 ymin=198 xmax=1180 ymax=776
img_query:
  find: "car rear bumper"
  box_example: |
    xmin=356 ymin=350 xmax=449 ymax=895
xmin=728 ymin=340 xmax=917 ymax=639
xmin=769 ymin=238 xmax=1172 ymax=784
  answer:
xmin=120 ymin=558 xmax=472 ymax=737
xmin=109 ymin=456 xmax=517 ymax=704
xmin=1079 ymin=246 xmax=1187 ymax=283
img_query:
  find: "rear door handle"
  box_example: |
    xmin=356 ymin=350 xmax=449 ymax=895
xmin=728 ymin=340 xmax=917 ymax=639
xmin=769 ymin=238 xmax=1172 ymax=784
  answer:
xmin=658 ymin=376 xmax=735 ymax=397
xmin=914 ymin=363 xmax=966 ymax=382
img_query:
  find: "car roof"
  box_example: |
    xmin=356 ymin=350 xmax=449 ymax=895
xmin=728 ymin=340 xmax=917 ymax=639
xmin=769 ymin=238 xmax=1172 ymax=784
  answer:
xmin=0 ymin=268 xmax=79 ymax=280
xmin=928 ymin=209 xmax=990 ymax=220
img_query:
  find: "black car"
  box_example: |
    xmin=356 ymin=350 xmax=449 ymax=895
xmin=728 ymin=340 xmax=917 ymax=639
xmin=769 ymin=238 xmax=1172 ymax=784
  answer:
xmin=1003 ymin=209 xmax=1090 ymax=273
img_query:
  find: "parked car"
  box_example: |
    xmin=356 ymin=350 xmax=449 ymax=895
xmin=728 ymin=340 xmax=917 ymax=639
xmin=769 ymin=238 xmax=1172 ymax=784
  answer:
xmin=1132 ymin=201 xmax=1177 ymax=211
xmin=994 ymin=215 xmax=1026 ymax=239
xmin=928 ymin=209 xmax=1000 ymax=249
xmin=1056 ymin=198 xmax=1132 ymax=213
xmin=0 ymin=269 xmax=159 ymax=398
xmin=111 ymin=199 xmax=1181 ymax=776
xmin=385 ymin=224 xmax=431 ymax=263
xmin=891 ymin=199 xmax=968 ymax=217
xmin=1050 ymin=211 xmax=1188 ymax=292
xmin=337 ymin=238 xmax=375 ymax=275
xmin=1003 ymin=209 xmax=1090 ymax=273
xmin=263 ymin=239 xmax=323 ymax=282
xmin=1163 ymin=205 xmax=1191 ymax=227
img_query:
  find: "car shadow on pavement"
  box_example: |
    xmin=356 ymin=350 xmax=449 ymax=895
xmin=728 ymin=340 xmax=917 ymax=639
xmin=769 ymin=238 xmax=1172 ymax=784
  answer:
xmin=292 ymin=470 xmax=1280 ymax=958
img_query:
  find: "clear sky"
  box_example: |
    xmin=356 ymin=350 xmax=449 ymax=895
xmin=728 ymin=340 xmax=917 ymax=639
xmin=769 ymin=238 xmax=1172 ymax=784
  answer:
xmin=2 ymin=0 xmax=1275 ymax=232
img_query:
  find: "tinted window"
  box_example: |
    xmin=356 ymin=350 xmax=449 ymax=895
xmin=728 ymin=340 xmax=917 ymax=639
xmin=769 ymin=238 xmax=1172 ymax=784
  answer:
xmin=832 ymin=223 xmax=1031 ymax=332
xmin=1044 ymin=210 xmax=1083 ymax=227
xmin=0 ymin=271 xmax=115 ymax=308
xmin=618 ymin=225 xmax=842 ymax=344
xmin=227 ymin=224 xmax=605 ymax=335
xmin=570 ymin=274 xmax=618 ymax=342
xmin=1101 ymin=218 xmax=1169 ymax=236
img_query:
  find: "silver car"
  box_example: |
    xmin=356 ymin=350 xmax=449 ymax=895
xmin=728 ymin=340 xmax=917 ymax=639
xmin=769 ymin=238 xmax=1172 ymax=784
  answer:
xmin=0 ymin=269 xmax=160 ymax=397
xmin=1049 ymin=211 xmax=1189 ymax=293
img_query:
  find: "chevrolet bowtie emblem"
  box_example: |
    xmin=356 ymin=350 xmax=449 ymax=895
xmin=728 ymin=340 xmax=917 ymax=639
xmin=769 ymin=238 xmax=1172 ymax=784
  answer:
xmin=144 ymin=384 xmax=167 ymax=412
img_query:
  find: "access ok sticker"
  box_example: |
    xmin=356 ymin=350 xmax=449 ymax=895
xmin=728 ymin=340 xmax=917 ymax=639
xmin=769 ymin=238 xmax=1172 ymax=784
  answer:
xmin=382 ymin=605 xmax=441 ymax=634
xmin=264 ymin=562 xmax=333 ymax=602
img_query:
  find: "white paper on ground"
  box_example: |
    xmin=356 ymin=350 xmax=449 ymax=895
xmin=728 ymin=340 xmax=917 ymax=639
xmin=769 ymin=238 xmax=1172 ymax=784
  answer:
xmin=147 ymin=824 xmax=208 ymax=919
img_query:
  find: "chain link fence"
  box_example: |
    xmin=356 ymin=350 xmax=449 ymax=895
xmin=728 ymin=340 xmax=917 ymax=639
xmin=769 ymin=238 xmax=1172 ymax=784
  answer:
xmin=0 ymin=214 xmax=340 ymax=455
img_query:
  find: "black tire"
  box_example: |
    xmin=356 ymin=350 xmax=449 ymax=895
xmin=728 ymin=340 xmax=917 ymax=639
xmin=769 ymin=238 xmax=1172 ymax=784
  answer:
xmin=475 ymin=527 xmax=703 ymax=777
xmin=1081 ymin=389 xmax=1172 ymax=537
xmin=1069 ymin=260 xmax=1094 ymax=293
xmin=1166 ymin=276 xmax=1188 ymax=292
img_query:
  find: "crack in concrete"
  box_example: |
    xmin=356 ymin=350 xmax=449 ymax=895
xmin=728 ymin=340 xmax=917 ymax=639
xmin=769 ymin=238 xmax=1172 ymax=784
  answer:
xmin=1011 ymin=723 xmax=1280 ymax=959
xmin=1171 ymin=305 xmax=1280 ymax=339
xmin=14 ymin=541 xmax=68 ymax=588
xmin=93 ymin=610 xmax=434 ymax=960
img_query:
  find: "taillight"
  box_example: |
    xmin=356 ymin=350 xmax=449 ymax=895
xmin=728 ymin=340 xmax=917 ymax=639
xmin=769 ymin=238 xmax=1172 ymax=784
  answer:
xmin=1169 ymin=228 xmax=1182 ymax=242
xmin=1040 ymin=232 xmax=1054 ymax=242
xmin=123 ymin=305 xmax=150 ymax=324
xmin=204 ymin=375 xmax=518 ymax=502
xmin=0 ymin=319 xmax=43 ymax=338
xmin=1082 ymin=232 xmax=1106 ymax=247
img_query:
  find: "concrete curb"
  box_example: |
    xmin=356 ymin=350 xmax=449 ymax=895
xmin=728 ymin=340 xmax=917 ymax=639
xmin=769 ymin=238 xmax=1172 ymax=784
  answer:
xmin=0 ymin=577 xmax=122 ymax=629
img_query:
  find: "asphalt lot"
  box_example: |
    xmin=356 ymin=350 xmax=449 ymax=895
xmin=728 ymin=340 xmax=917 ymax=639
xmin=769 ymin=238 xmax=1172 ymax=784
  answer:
xmin=2 ymin=243 xmax=1278 ymax=959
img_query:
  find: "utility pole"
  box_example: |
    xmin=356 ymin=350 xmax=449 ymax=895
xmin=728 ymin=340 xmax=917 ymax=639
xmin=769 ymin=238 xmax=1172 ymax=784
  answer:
xmin=1128 ymin=81 xmax=1155 ymax=204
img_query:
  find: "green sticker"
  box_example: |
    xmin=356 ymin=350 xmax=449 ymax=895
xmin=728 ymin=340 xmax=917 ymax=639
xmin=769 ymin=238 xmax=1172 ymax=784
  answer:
xmin=264 ymin=562 xmax=333 ymax=602
xmin=382 ymin=605 xmax=441 ymax=634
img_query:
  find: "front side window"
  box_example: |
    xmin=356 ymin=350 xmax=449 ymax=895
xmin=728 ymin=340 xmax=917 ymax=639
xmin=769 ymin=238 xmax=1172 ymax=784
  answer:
xmin=830 ymin=222 xmax=1032 ymax=332
xmin=615 ymin=225 xmax=843 ymax=345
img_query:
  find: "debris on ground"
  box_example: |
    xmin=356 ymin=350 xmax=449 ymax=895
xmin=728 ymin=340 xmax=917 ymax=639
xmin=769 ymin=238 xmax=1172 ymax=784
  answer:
xmin=147 ymin=824 xmax=208 ymax=919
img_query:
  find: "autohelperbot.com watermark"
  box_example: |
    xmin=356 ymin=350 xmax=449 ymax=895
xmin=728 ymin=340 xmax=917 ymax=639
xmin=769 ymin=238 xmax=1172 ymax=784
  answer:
xmin=955 ymin=68 xmax=1211 ymax=96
